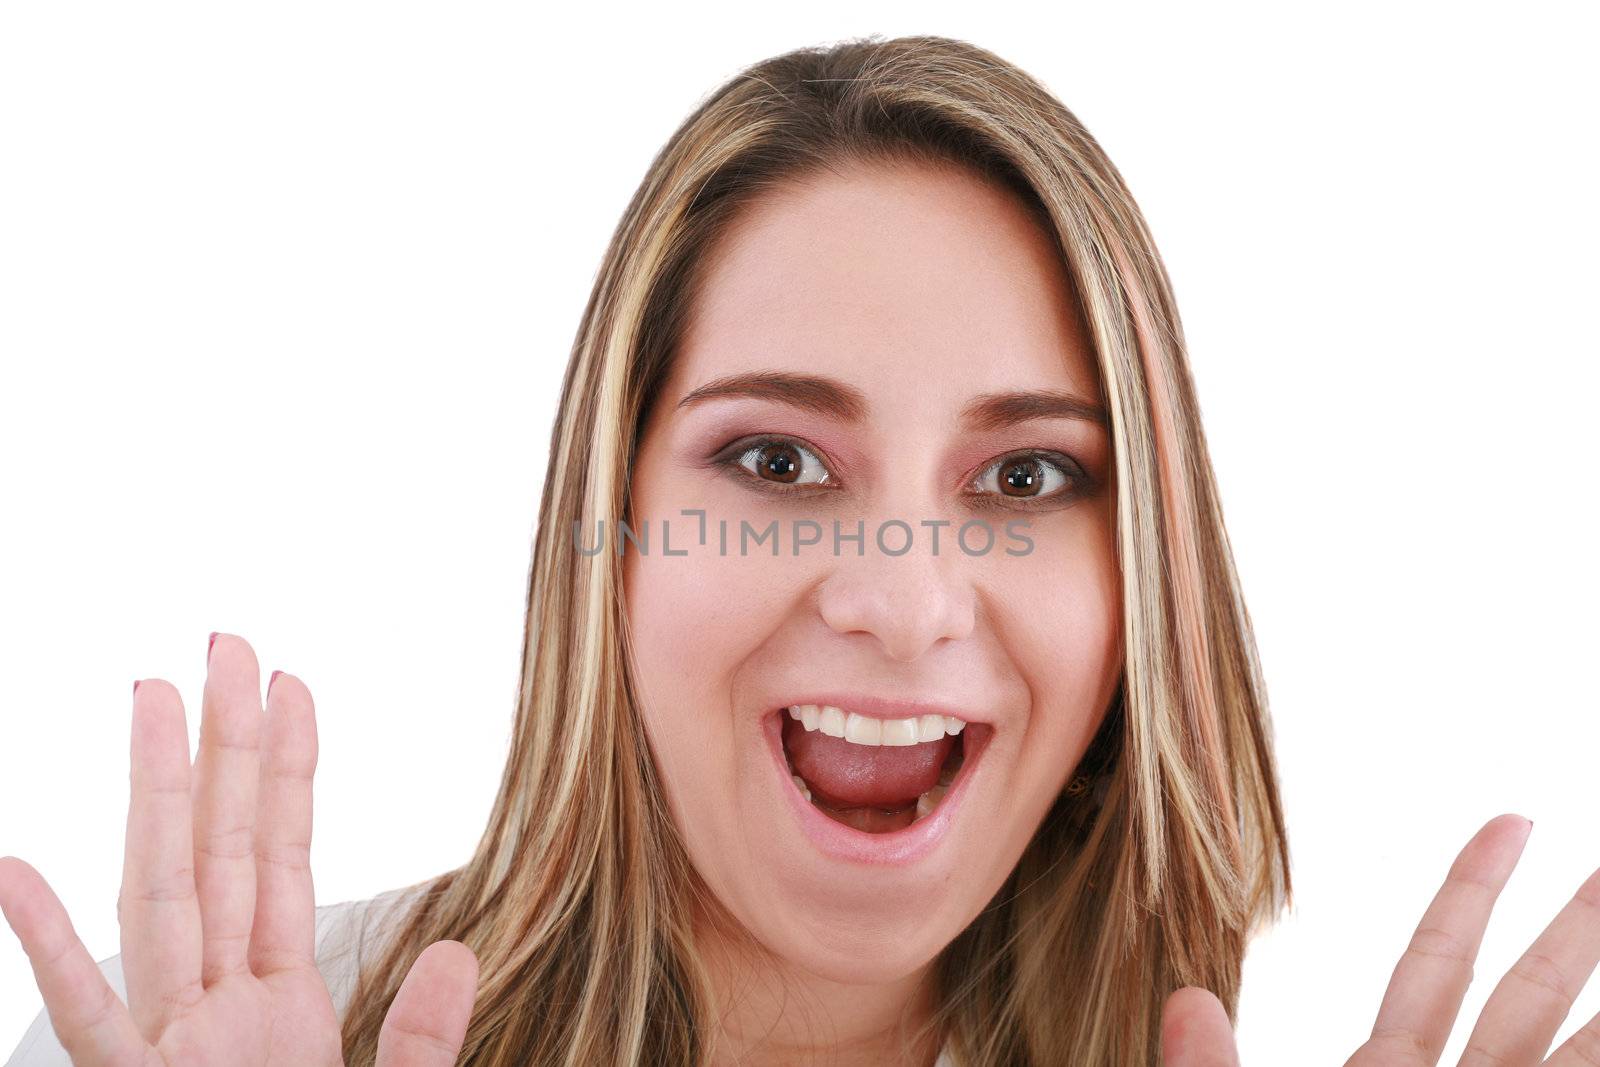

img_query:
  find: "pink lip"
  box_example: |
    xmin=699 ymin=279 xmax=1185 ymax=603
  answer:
xmin=771 ymin=692 xmax=992 ymax=724
xmin=760 ymin=709 xmax=994 ymax=866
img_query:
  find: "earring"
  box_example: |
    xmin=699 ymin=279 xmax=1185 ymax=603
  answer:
xmin=1064 ymin=771 xmax=1112 ymax=812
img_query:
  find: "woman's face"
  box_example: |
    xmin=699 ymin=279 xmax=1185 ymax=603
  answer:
xmin=623 ymin=160 xmax=1123 ymax=989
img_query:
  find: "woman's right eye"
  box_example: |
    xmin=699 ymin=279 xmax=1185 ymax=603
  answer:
xmin=717 ymin=436 xmax=834 ymax=493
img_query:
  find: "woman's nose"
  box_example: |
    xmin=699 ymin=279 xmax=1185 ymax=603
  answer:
xmin=815 ymin=535 xmax=976 ymax=663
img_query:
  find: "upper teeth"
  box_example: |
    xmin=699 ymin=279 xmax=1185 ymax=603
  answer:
xmin=785 ymin=704 xmax=966 ymax=746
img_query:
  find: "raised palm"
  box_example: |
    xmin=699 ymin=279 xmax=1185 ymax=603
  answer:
xmin=0 ymin=633 xmax=478 ymax=1066
xmin=1161 ymin=814 xmax=1600 ymax=1066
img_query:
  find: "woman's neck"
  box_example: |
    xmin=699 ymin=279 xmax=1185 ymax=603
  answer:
xmin=695 ymin=908 xmax=944 ymax=1066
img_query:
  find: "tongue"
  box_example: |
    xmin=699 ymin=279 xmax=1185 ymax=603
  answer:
xmin=782 ymin=714 xmax=955 ymax=808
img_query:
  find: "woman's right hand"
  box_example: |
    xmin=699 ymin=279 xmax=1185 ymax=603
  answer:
xmin=1160 ymin=813 xmax=1600 ymax=1066
xmin=0 ymin=632 xmax=479 ymax=1066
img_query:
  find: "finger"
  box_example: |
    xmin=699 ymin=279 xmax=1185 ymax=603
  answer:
xmin=1362 ymin=813 xmax=1532 ymax=1065
xmin=1454 ymin=862 xmax=1600 ymax=1066
xmin=1160 ymin=986 xmax=1240 ymax=1067
xmin=120 ymin=677 xmax=205 ymax=1041
xmin=0 ymin=856 xmax=148 ymax=1066
xmin=191 ymin=631 xmax=264 ymax=985
xmin=1545 ymin=999 xmax=1600 ymax=1067
xmin=248 ymin=669 xmax=319 ymax=975
xmin=376 ymin=940 xmax=480 ymax=1067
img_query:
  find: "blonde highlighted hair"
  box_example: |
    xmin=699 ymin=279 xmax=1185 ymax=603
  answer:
xmin=337 ymin=33 xmax=1291 ymax=1065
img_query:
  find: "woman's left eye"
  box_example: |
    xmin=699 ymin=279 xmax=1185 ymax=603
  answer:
xmin=969 ymin=451 xmax=1083 ymax=506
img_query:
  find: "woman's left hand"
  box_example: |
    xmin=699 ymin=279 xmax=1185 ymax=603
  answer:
xmin=1160 ymin=814 xmax=1600 ymax=1066
xmin=1160 ymin=986 xmax=1239 ymax=1067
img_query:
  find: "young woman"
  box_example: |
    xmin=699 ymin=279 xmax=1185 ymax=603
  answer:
xmin=5 ymin=33 xmax=1597 ymax=1067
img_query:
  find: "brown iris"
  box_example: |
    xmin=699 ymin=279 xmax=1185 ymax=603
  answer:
xmin=756 ymin=442 xmax=803 ymax=484
xmin=998 ymin=457 xmax=1043 ymax=497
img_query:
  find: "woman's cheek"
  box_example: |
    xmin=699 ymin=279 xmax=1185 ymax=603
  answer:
xmin=986 ymin=511 xmax=1123 ymax=736
xmin=624 ymin=525 xmax=821 ymax=797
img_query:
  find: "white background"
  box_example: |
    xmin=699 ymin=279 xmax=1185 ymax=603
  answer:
xmin=2 ymin=2 xmax=1596 ymax=1061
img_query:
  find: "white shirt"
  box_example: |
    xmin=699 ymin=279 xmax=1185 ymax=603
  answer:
xmin=7 ymin=886 xmax=957 ymax=1066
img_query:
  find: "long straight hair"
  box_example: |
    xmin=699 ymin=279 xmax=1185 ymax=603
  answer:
xmin=337 ymin=34 xmax=1292 ymax=1066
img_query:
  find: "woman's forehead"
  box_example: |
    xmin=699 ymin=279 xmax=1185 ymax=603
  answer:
xmin=668 ymin=162 xmax=1102 ymax=421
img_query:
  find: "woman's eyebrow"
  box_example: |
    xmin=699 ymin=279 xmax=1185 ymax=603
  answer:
xmin=961 ymin=389 xmax=1110 ymax=432
xmin=674 ymin=371 xmax=1108 ymax=431
xmin=676 ymin=371 xmax=869 ymax=422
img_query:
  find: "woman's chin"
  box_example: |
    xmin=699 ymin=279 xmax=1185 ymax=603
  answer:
xmin=744 ymin=908 xmax=953 ymax=987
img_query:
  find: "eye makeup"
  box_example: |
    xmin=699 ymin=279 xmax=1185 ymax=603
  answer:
xmin=702 ymin=431 xmax=1093 ymax=512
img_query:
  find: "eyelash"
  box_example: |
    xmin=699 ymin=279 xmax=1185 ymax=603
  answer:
xmin=708 ymin=434 xmax=1090 ymax=510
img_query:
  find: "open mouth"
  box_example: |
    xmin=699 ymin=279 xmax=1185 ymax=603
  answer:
xmin=775 ymin=704 xmax=981 ymax=834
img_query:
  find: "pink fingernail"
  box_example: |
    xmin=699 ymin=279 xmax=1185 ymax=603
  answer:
xmin=133 ymin=679 xmax=141 ymax=698
xmin=208 ymin=631 xmax=219 ymax=665
xmin=268 ymin=669 xmax=283 ymax=697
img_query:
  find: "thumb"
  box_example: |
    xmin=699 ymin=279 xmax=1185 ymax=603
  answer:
xmin=1160 ymin=986 xmax=1240 ymax=1067
xmin=375 ymin=939 xmax=480 ymax=1067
